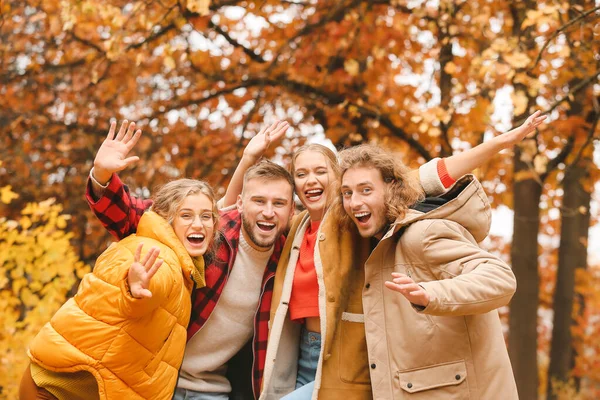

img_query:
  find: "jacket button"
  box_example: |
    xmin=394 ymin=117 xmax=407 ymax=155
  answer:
xmin=324 ymin=353 xmax=331 ymax=361
xmin=328 ymin=295 xmax=335 ymax=302
xmin=455 ymin=374 xmax=461 ymax=380
xmin=365 ymin=283 xmax=370 ymax=289
xmin=370 ymin=363 xmax=376 ymax=369
xmin=407 ymin=383 xmax=413 ymax=389
xmin=319 ymin=233 xmax=326 ymax=241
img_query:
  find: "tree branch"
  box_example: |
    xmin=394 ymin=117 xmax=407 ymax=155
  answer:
xmin=128 ymin=23 xmax=177 ymax=50
xmin=207 ymin=19 xmax=266 ymax=63
xmin=150 ymin=75 xmax=434 ymax=160
xmin=543 ymin=134 xmax=575 ymax=179
xmin=70 ymin=31 xmax=105 ymax=54
xmin=511 ymin=68 xmax=600 ymax=128
xmin=544 ymin=68 xmax=600 ymax=116
xmin=532 ymin=5 xmax=600 ymax=69
xmin=273 ymin=0 xmax=363 ymax=63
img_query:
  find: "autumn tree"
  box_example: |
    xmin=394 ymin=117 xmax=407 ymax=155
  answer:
xmin=1 ymin=1 xmax=599 ymax=398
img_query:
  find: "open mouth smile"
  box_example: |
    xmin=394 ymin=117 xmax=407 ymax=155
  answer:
xmin=187 ymin=233 xmax=206 ymax=247
xmin=354 ymin=211 xmax=371 ymax=224
xmin=257 ymin=221 xmax=276 ymax=232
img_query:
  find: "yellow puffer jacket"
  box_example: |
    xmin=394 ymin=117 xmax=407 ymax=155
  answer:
xmin=28 ymin=211 xmax=205 ymax=400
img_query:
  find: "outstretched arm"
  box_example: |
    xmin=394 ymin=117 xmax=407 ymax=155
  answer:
xmin=221 ymin=120 xmax=289 ymax=208
xmin=444 ymin=111 xmax=546 ymax=181
xmin=418 ymin=111 xmax=547 ymax=196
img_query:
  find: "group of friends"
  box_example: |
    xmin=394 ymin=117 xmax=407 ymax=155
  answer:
xmin=19 ymin=110 xmax=547 ymax=400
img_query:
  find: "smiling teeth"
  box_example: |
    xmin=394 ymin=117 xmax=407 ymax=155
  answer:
xmin=354 ymin=212 xmax=370 ymax=218
xmin=257 ymin=222 xmax=275 ymax=227
xmin=188 ymin=234 xmax=205 ymax=239
xmin=307 ymin=189 xmax=322 ymax=194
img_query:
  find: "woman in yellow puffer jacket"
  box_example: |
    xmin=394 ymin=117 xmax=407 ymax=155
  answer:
xmin=20 ymin=178 xmax=219 ymax=400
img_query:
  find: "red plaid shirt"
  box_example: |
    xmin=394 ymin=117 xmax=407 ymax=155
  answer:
xmin=86 ymin=174 xmax=284 ymax=399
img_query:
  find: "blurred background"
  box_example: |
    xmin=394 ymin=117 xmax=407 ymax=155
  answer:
xmin=0 ymin=0 xmax=599 ymax=398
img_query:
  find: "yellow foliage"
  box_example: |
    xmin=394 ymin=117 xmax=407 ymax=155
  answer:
xmin=511 ymin=89 xmax=529 ymax=116
xmin=0 ymin=188 xmax=90 ymax=397
xmin=344 ymin=59 xmax=360 ymax=77
xmin=444 ymin=61 xmax=458 ymax=74
xmin=550 ymin=377 xmax=584 ymax=400
xmin=163 ymin=55 xmax=177 ymax=71
xmin=0 ymin=186 xmax=19 ymax=204
xmin=187 ymin=0 xmax=211 ymax=16
xmin=503 ymin=52 xmax=531 ymax=69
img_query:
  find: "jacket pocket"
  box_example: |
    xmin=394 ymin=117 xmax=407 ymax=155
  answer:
xmin=144 ymin=327 xmax=177 ymax=377
xmin=397 ymin=360 xmax=468 ymax=398
xmin=339 ymin=313 xmax=370 ymax=385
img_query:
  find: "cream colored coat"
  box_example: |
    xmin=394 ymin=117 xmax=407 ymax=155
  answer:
xmin=364 ymin=175 xmax=518 ymax=399
xmin=260 ymin=210 xmax=373 ymax=400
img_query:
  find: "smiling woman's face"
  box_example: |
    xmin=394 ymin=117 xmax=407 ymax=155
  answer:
xmin=172 ymin=193 xmax=215 ymax=257
xmin=293 ymin=150 xmax=337 ymax=221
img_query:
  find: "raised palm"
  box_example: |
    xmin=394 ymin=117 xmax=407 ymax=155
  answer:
xmin=502 ymin=110 xmax=547 ymax=146
xmin=243 ymin=120 xmax=289 ymax=163
xmin=93 ymin=120 xmax=142 ymax=183
xmin=128 ymin=243 xmax=164 ymax=299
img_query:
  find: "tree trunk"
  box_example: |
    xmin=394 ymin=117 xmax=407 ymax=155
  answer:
xmin=547 ymin=161 xmax=592 ymax=399
xmin=509 ymin=150 xmax=542 ymax=400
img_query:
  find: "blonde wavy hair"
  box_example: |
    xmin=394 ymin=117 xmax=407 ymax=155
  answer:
xmin=151 ymin=179 xmax=220 ymax=256
xmin=335 ymin=144 xmax=424 ymax=229
xmin=291 ymin=144 xmax=341 ymax=178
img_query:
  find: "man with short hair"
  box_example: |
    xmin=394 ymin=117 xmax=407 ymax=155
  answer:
xmin=337 ymin=143 xmax=518 ymax=400
xmin=86 ymin=120 xmax=294 ymax=399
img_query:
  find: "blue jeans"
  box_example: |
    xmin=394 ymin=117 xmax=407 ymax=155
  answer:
xmin=172 ymin=388 xmax=228 ymax=400
xmin=281 ymin=328 xmax=321 ymax=400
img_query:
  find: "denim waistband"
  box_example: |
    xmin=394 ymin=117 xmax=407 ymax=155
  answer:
xmin=300 ymin=327 xmax=321 ymax=347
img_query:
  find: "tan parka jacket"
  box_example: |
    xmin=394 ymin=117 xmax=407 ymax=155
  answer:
xmin=364 ymin=175 xmax=518 ymax=399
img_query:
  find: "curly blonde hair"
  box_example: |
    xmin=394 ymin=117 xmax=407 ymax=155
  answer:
xmin=335 ymin=144 xmax=424 ymax=229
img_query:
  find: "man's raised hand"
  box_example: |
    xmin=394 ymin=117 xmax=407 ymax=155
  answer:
xmin=242 ymin=120 xmax=289 ymax=164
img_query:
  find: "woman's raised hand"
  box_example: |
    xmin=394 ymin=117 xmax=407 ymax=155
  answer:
xmin=92 ymin=120 xmax=142 ymax=185
xmin=127 ymin=243 xmax=164 ymax=299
